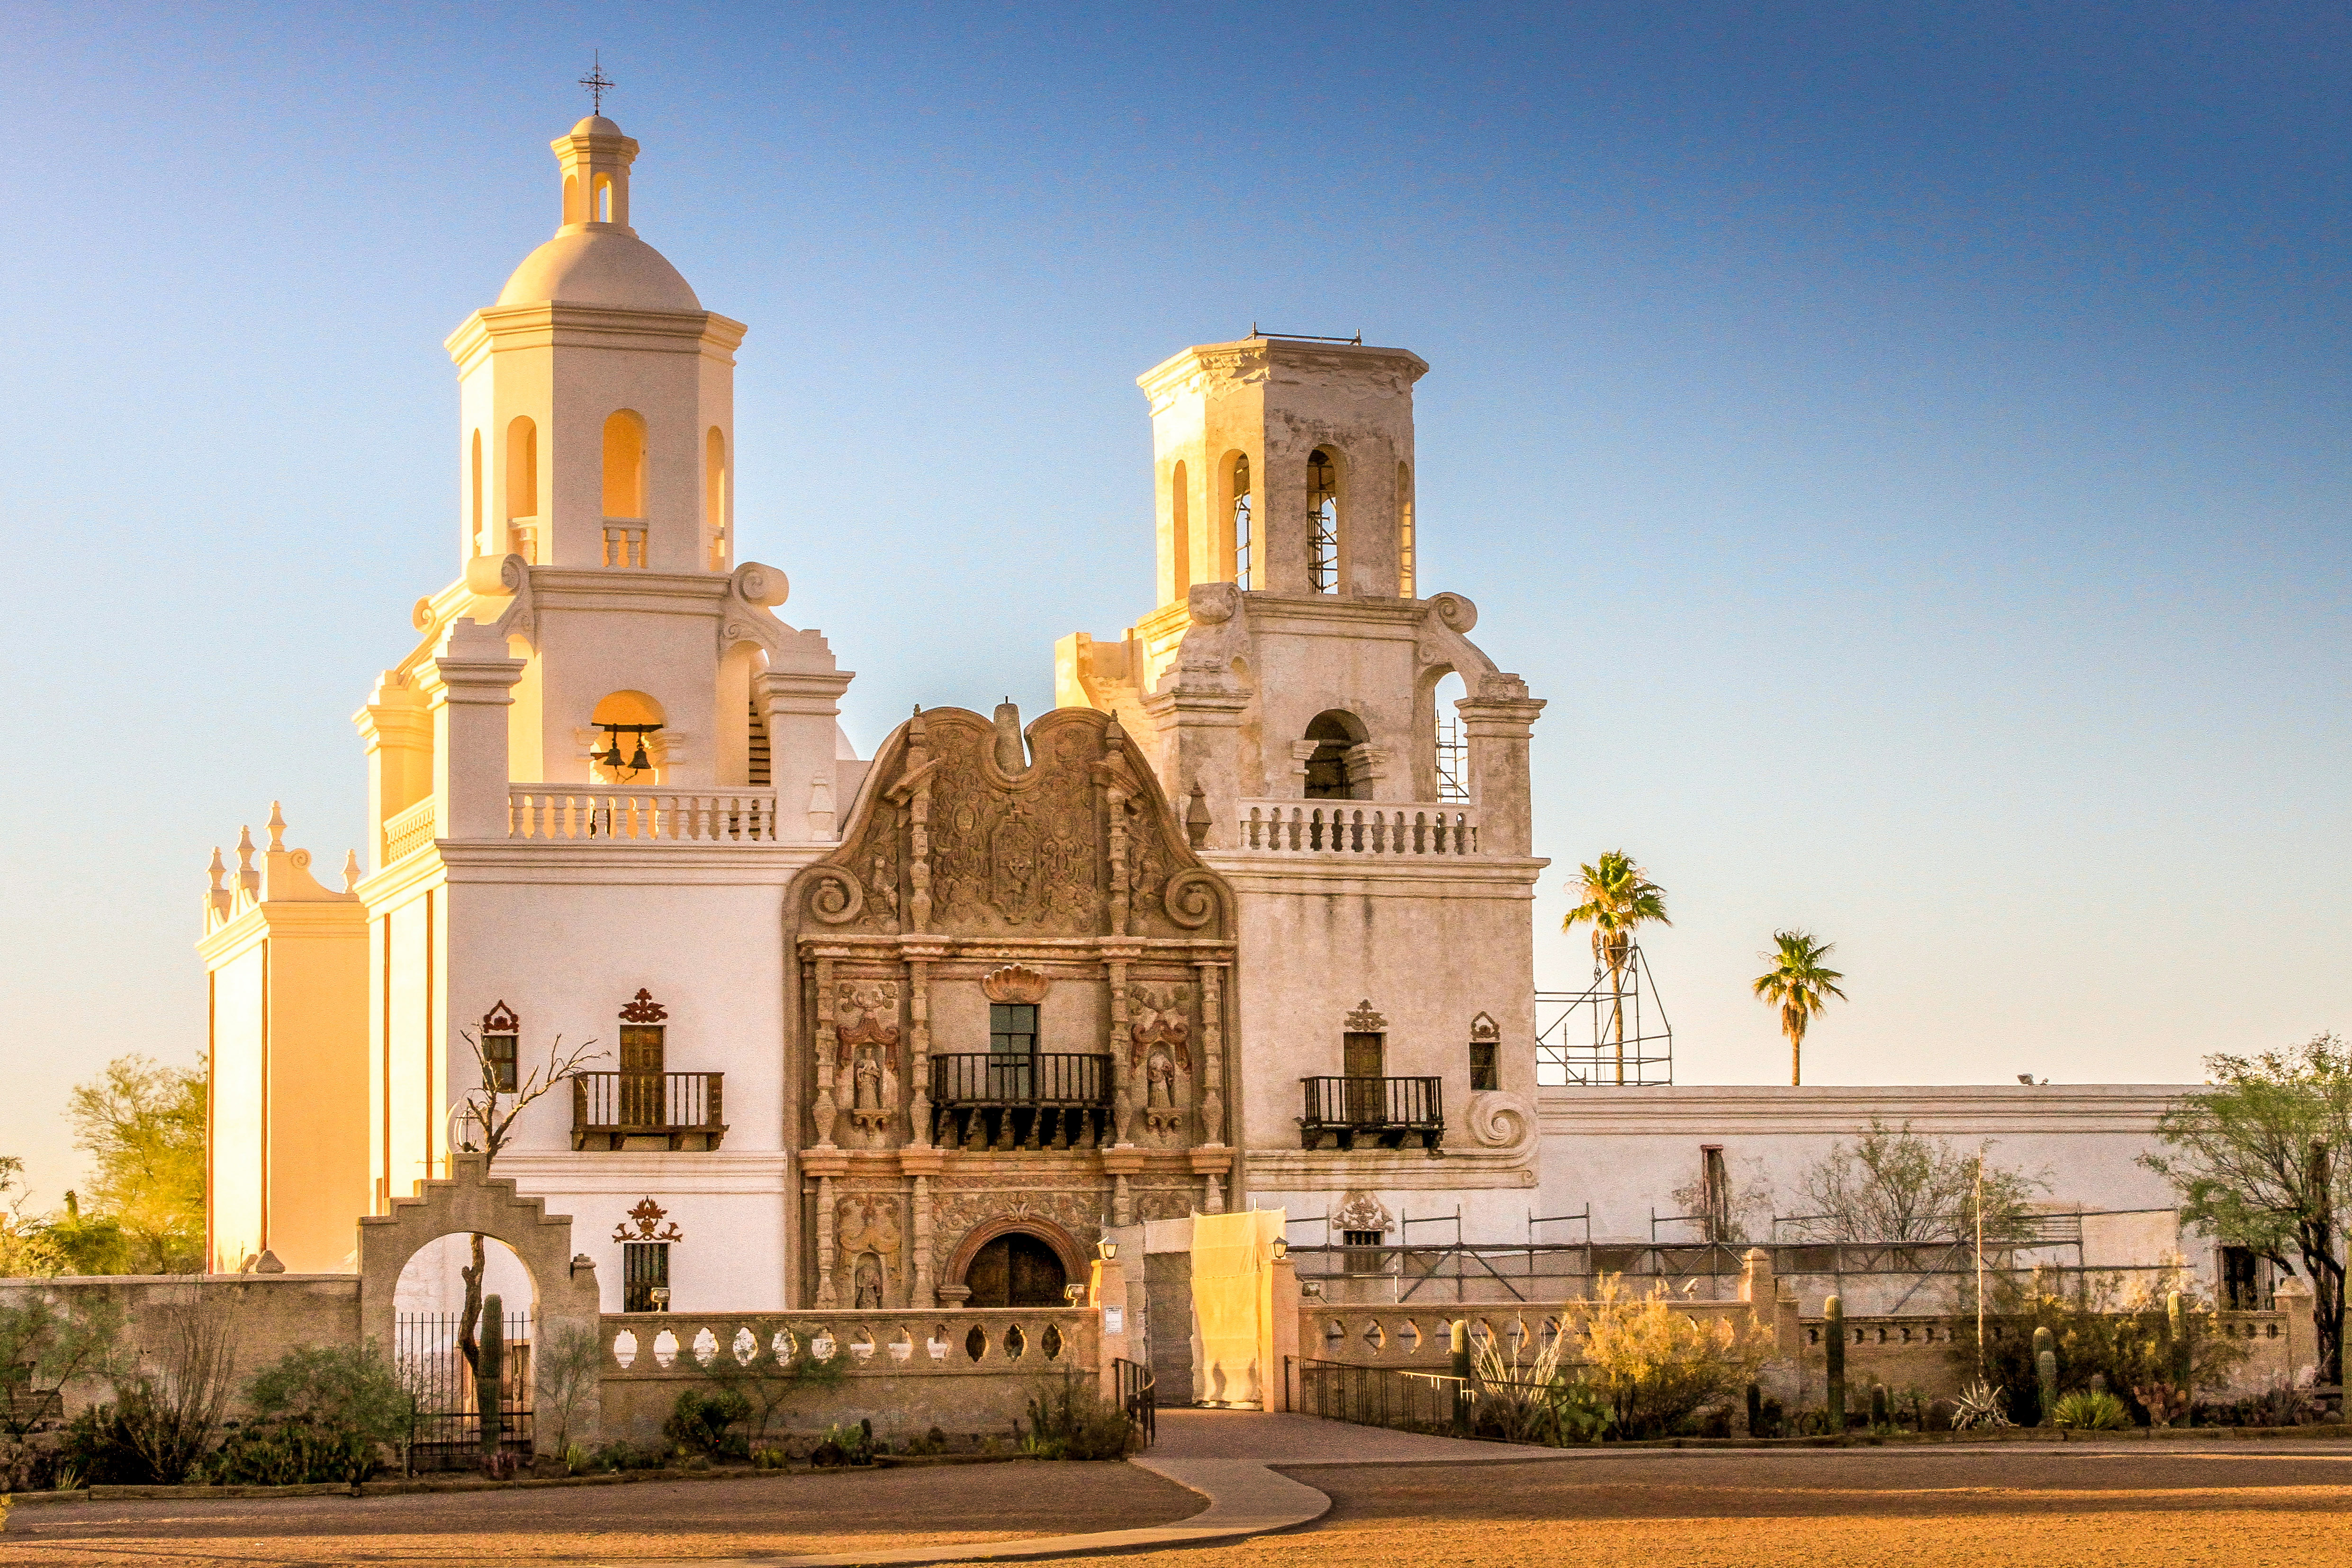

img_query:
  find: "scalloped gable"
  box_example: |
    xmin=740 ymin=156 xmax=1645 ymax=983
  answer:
xmin=790 ymin=705 xmax=1229 ymax=941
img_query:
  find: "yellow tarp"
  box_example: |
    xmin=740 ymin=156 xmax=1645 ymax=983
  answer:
xmin=1190 ymin=1208 xmax=1284 ymax=1406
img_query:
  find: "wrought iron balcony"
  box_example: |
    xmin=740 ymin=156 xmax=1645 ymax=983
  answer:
xmin=572 ymin=1071 xmax=727 ymax=1151
xmin=1298 ymin=1075 xmax=1444 ymax=1151
xmin=929 ymin=1053 xmax=1112 ymax=1151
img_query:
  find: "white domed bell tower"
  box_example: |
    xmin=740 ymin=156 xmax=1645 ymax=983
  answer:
xmin=451 ymin=115 xmax=739 ymax=575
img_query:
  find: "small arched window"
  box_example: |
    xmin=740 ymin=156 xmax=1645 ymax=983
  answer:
xmin=1170 ymin=459 xmax=1190 ymax=599
xmin=705 ymin=427 xmax=728 ymax=571
xmin=469 ymin=429 xmax=484 ymax=555
xmin=1303 ymin=710 xmax=1369 ymax=800
xmin=564 ymin=174 xmax=580 ymax=225
xmin=591 ymin=690 xmax=667 ymax=784
xmin=505 ymin=416 xmax=538 ymax=561
xmin=594 ymin=175 xmax=613 ymax=224
xmin=602 ymin=411 xmax=648 ymax=566
xmin=1307 ymin=448 xmax=1339 ymax=593
xmin=1397 ymin=461 xmax=1415 ymax=598
xmin=1231 ymin=454 xmax=1254 ymax=591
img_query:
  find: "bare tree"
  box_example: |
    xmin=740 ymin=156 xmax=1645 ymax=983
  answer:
xmin=449 ymin=1031 xmax=603 ymax=1380
xmin=1793 ymin=1120 xmax=2045 ymax=1244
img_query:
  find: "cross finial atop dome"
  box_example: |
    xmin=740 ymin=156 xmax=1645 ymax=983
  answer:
xmin=579 ymin=52 xmax=615 ymax=115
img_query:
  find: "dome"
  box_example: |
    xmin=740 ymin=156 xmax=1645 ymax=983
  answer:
xmin=572 ymin=114 xmax=624 ymax=137
xmin=496 ymin=229 xmax=701 ymax=312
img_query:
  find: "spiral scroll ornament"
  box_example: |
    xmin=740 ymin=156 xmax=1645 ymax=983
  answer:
xmin=805 ymin=868 xmax=866 ymax=926
xmin=1162 ymin=868 xmax=1221 ymax=931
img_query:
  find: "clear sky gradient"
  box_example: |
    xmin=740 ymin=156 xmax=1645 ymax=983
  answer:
xmin=2 ymin=2 xmax=2345 ymax=1203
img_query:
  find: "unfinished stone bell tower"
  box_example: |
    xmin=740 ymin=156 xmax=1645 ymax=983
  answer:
xmin=1054 ymin=333 xmax=1550 ymax=1240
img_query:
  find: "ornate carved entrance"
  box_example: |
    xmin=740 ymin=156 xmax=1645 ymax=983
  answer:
xmin=963 ymin=1231 xmax=1070 ymax=1308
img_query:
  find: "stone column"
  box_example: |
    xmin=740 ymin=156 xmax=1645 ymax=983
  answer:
xmin=1196 ymin=961 xmax=1228 ymax=1148
xmin=1454 ymin=680 xmax=1546 ymax=857
xmin=814 ymin=1174 xmax=838 ymax=1307
xmin=416 ymin=619 xmax=524 ymax=842
xmin=811 ymin=955 xmax=839 ymax=1148
xmin=905 ymin=952 xmax=937 ymax=1147
xmin=1106 ymin=950 xmax=1135 ymax=1145
xmin=910 ymin=1172 xmax=936 ymax=1309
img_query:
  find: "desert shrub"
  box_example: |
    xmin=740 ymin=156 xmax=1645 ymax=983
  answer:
xmin=534 ymin=1324 xmax=605 ymax=1459
xmin=2050 ymin=1389 xmax=2131 ymax=1430
xmin=0 ymin=1295 xmax=122 ymax=1439
xmin=810 ymin=1419 xmax=873 ymax=1466
xmin=202 ymin=1343 xmax=414 ymax=1486
xmin=1949 ymin=1379 xmax=2012 ymax=1431
xmin=1020 ymin=1370 xmax=1134 ymax=1460
xmin=1575 ymin=1276 xmax=1775 ymax=1439
xmin=2194 ymin=1379 xmax=2326 ymax=1428
xmin=581 ymin=1438 xmax=669 ymax=1472
xmin=1469 ymin=1317 xmax=1588 ymax=1445
xmin=1956 ymin=1272 xmax=2244 ymax=1426
xmin=57 ymin=1401 xmax=153 ymax=1484
xmin=662 ymin=1387 xmax=751 ymax=1459
xmin=698 ymin=1342 xmax=845 ymax=1445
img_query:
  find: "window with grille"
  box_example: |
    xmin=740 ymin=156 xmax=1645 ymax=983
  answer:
xmin=1342 ymin=1229 xmax=1385 ymax=1274
xmin=483 ymin=1031 xmax=518 ymax=1093
xmin=991 ymin=1002 xmax=1037 ymax=1099
xmin=1307 ymin=448 xmax=1339 ymax=593
xmin=623 ymin=1241 xmax=670 ymax=1313
xmin=1469 ymin=1039 xmax=1497 ymax=1092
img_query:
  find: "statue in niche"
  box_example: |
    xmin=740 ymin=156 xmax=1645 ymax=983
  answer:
xmin=1146 ymin=1048 xmax=1176 ymax=1108
xmin=839 ymin=982 xmax=901 ymax=1144
xmin=838 ymin=1197 xmax=902 ymax=1307
xmin=853 ymin=1046 xmax=883 ymax=1110
xmin=853 ymin=1251 xmax=885 ymax=1308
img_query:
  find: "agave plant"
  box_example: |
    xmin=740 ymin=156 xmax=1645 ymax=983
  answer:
xmin=1950 ymin=1379 xmax=2012 ymax=1431
xmin=1472 ymin=1315 xmax=1586 ymax=1444
xmin=2051 ymin=1389 xmax=2133 ymax=1431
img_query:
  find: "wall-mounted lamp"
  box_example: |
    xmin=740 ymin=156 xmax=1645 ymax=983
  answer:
xmin=648 ymin=1286 xmax=671 ymax=1310
xmin=1063 ymin=1283 xmax=1088 ymax=1305
xmin=1271 ymin=1237 xmax=1289 ymax=1262
xmin=1097 ymin=1237 xmax=1119 ymax=1261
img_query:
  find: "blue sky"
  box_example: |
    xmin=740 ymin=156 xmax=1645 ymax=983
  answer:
xmin=1 ymin=2 xmax=2345 ymax=1202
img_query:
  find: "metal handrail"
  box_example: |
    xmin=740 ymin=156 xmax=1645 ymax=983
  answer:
xmin=930 ymin=1053 xmax=1112 ymax=1108
xmin=1299 ymin=1075 xmax=1444 ymax=1129
xmin=1113 ymin=1357 xmax=1156 ymax=1446
xmin=571 ymin=1071 xmax=727 ymax=1149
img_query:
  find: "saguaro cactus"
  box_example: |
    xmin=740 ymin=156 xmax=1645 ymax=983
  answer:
xmin=1869 ymin=1382 xmax=1890 ymax=1429
xmin=478 ymin=1292 xmax=506 ymax=1465
xmin=1747 ymin=1381 xmax=1763 ymax=1437
xmin=1825 ymin=1295 xmax=1846 ymax=1430
xmin=2033 ymin=1324 xmax=2057 ymax=1426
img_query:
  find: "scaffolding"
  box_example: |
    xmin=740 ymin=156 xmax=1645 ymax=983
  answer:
xmin=1536 ymin=942 xmax=1673 ymax=1086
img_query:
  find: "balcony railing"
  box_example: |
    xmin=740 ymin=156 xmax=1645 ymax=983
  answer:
xmin=572 ymin=1072 xmax=727 ymax=1151
xmin=1235 ymin=802 xmax=1479 ymax=856
xmin=928 ymin=1053 xmax=1112 ymax=1151
xmin=1298 ymin=1075 xmax=1444 ymax=1151
xmin=384 ymin=798 xmax=437 ymax=863
xmin=509 ymin=787 xmax=779 ymax=843
xmin=602 ymin=521 xmax=648 ymax=568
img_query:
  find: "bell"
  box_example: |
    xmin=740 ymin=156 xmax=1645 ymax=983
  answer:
xmin=598 ymin=739 xmax=625 ymax=769
xmin=629 ymin=739 xmax=652 ymax=773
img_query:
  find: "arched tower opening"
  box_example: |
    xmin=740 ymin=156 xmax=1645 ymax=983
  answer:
xmin=1307 ymin=447 xmax=1340 ymax=593
xmin=1303 ymin=709 xmax=1370 ymax=800
xmin=1230 ymin=452 xmax=1254 ymax=590
xmin=602 ymin=411 xmax=648 ymax=567
xmin=590 ymin=690 xmax=667 ymax=784
xmin=705 ymin=426 xmax=729 ymax=572
xmin=505 ymin=416 xmax=538 ymax=560
xmin=1169 ymin=458 xmax=1191 ymax=600
xmin=1397 ymin=460 xmax=1415 ymax=597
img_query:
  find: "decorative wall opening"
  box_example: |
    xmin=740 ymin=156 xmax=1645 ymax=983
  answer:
xmin=505 ymin=416 xmax=538 ymax=559
xmin=1229 ymin=452 xmax=1253 ymax=589
xmin=1170 ymin=458 xmax=1190 ymax=598
xmin=602 ymin=410 xmax=647 ymax=566
xmin=588 ymin=690 xmax=666 ymax=784
xmin=1303 ymin=709 xmax=1370 ymax=800
xmin=1307 ymin=446 xmax=1340 ymax=592
xmin=1397 ymin=460 xmax=1415 ymax=597
xmin=1432 ymin=672 xmax=1469 ymax=802
xmin=704 ymin=426 xmax=727 ymax=570
xmin=594 ymin=174 xmax=613 ymax=223
xmin=963 ymin=1232 xmax=1068 ymax=1308
xmin=469 ymin=429 xmax=484 ymax=554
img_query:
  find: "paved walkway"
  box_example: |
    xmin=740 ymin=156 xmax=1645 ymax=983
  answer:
xmin=705 ymin=1409 xmax=1562 ymax=1568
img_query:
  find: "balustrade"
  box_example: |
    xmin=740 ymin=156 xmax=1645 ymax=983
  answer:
xmin=599 ymin=1308 xmax=1100 ymax=1379
xmin=572 ymin=1071 xmax=726 ymax=1150
xmin=383 ymin=798 xmax=437 ymax=863
xmin=1299 ymin=1075 xmax=1444 ymax=1150
xmin=1235 ymin=801 xmax=1479 ymax=856
xmin=508 ymin=786 xmax=779 ymax=843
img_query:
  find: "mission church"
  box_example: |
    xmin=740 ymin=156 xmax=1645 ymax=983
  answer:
xmin=198 ymin=114 xmax=2209 ymax=1320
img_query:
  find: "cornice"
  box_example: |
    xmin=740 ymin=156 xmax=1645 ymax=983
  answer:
xmin=1200 ymin=856 xmax=1548 ymax=893
xmin=356 ymin=847 xmax=448 ymax=909
xmin=796 ymin=934 xmax=1235 ymax=963
xmin=446 ymin=304 xmax=748 ymax=371
xmin=496 ymin=1151 xmax=793 ymax=1196
xmin=431 ymin=841 xmax=829 ymax=882
xmin=1536 ymin=1084 xmax=2194 ymax=1137
xmin=526 ymin=569 xmax=735 ymax=615
xmin=1245 ymin=1146 xmax=1536 ymax=1190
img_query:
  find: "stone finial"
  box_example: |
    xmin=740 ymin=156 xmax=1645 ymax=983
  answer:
xmin=266 ymin=801 xmax=287 ymax=852
xmin=991 ymin=700 xmax=1026 ymax=774
xmin=343 ymin=850 xmax=362 ymax=892
xmin=1184 ymin=782 xmax=1211 ymax=849
xmin=234 ymin=826 xmax=260 ymax=891
xmin=207 ymin=847 xmax=225 ymax=895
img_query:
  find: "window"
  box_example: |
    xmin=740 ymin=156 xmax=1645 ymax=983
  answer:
xmin=1307 ymin=447 xmax=1339 ymax=593
xmin=2220 ymin=1245 xmax=2265 ymax=1311
xmin=595 ymin=174 xmax=614 ymax=224
xmin=623 ymin=1241 xmax=669 ymax=1312
xmin=505 ymin=416 xmax=538 ymax=557
xmin=1701 ymin=1146 xmax=1730 ymax=1243
xmin=1342 ymin=1229 xmax=1385 ymax=1274
xmin=1231 ymin=454 xmax=1253 ymax=590
xmin=1469 ymin=1038 xmax=1498 ymax=1092
xmin=1397 ymin=461 xmax=1415 ymax=597
xmin=484 ymin=1030 xmax=518 ymax=1093
xmin=990 ymin=1002 xmax=1037 ymax=1100
xmin=602 ymin=410 xmax=646 ymax=520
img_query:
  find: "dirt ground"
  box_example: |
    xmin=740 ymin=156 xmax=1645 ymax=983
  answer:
xmin=6 ymin=1443 xmax=2352 ymax=1566
xmin=1108 ymin=1446 xmax=2352 ymax=1568
xmin=0 ymin=1460 xmax=1198 ymax=1566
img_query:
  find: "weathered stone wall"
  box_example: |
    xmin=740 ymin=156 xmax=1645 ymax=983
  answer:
xmin=593 ymin=1307 xmax=1104 ymax=1446
xmin=0 ymin=1274 xmax=361 ymax=1419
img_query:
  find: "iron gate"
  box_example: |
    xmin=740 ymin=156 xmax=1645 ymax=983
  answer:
xmin=396 ymin=1310 xmax=534 ymax=1471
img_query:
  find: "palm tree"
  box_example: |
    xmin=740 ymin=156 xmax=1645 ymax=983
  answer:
xmin=1753 ymin=930 xmax=1847 ymax=1086
xmin=1562 ymin=851 xmax=1670 ymax=1084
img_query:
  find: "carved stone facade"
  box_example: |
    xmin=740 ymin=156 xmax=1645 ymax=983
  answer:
xmin=788 ymin=703 xmax=1236 ymax=1308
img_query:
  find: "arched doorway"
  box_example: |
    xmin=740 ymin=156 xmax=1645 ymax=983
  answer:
xmin=963 ymin=1231 xmax=1069 ymax=1307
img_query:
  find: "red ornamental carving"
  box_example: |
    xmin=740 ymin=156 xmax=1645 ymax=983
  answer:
xmin=481 ymin=1000 xmax=520 ymax=1033
xmin=619 ymin=989 xmax=668 ymax=1024
xmin=613 ymin=1196 xmax=684 ymax=1244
